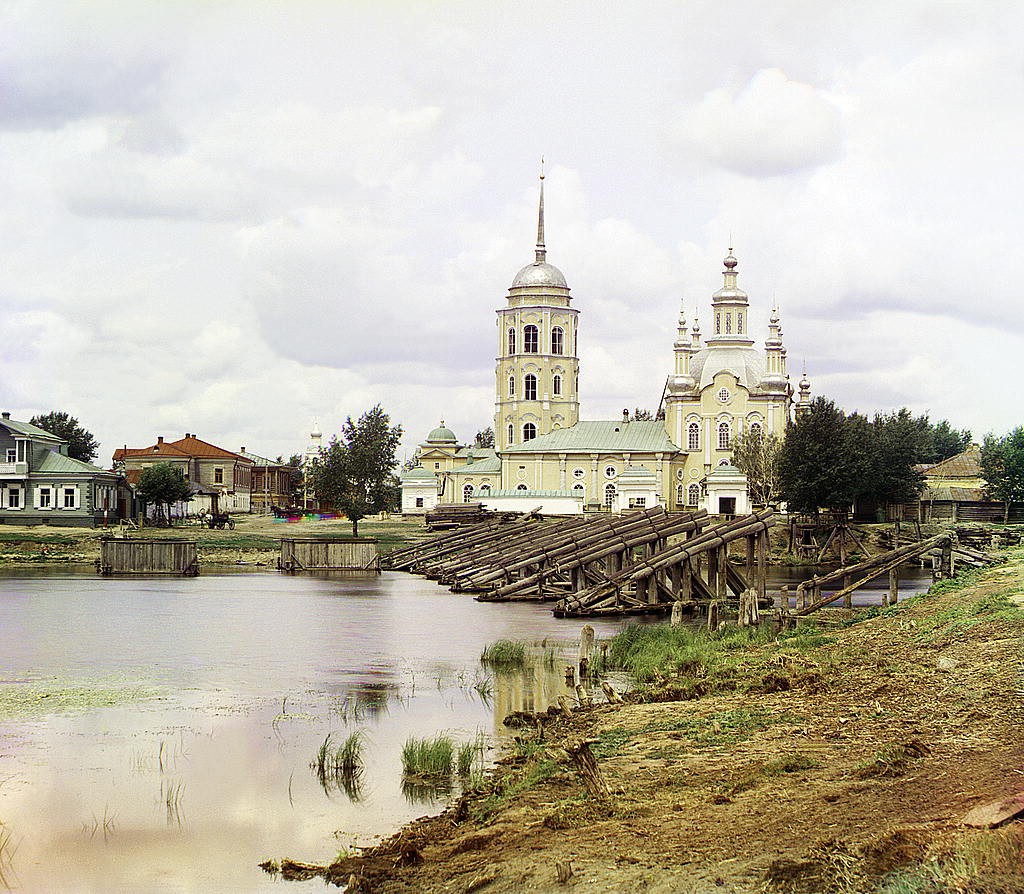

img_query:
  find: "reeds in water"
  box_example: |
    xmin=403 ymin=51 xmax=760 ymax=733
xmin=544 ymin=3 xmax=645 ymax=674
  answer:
xmin=479 ymin=639 xmax=528 ymax=669
xmin=400 ymin=735 xmax=453 ymax=778
xmin=312 ymin=731 xmax=366 ymax=801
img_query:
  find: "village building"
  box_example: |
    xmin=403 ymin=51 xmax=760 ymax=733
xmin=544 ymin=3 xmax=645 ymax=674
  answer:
xmin=113 ymin=433 xmax=254 ymax=517
xmin=238 ymin=448 xmax=296 ymax=513
xmin=402 ymin=175 xmax=809 ymax=515
xmin=0 ymin=411 xmax=122 ymax=526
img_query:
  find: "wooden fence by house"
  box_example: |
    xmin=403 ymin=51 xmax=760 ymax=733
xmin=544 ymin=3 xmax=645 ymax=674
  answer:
xmin=278 ymin=537 xmax=380 ymax=573
xmin=98 ymin=539 xmax=199 ymax=576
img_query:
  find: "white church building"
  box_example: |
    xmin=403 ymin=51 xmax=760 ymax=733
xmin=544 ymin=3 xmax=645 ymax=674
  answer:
xmin=401 ymin=174 xmax=810 ymax=516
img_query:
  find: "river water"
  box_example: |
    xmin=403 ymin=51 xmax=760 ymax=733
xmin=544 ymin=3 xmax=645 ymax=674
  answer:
xmin=0 ymin=564 xmax=934 ymax=892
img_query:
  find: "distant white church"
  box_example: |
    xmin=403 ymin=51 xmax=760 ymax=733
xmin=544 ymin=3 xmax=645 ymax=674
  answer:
xmin=402 ymin=174 xmax=811 ymax=516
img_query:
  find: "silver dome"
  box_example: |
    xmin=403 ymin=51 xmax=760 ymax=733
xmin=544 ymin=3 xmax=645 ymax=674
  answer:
xmin=510 ymin=261 xmax=569 ymax=290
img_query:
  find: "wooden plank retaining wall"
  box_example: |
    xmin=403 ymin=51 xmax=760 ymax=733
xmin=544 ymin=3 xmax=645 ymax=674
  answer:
xmin=98 ymin=539 xmax=199 ymax=576
xmin=278 ymin=537 xmax=380 ymax=572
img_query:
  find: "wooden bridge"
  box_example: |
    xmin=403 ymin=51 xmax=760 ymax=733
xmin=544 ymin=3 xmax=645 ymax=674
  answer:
xmin=384 ymin=510 xmax=1000 ymax=621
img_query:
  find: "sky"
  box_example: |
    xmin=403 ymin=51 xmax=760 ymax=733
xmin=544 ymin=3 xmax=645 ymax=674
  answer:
xmin=1 ymin=0 xmax=1022 ymax=466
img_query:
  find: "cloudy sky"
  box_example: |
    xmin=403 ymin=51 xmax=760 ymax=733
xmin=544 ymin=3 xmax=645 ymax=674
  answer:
xmin=2 ymin=0 xmax=1021 ymax=465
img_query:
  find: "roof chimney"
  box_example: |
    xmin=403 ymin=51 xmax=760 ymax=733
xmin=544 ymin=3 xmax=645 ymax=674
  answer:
xmin=157 ymin=436 xmax=164 ymax=444
xmin=1 ymin=412 xmax=9 ymax=420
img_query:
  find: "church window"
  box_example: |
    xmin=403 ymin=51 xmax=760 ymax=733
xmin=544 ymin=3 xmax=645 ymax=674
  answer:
xmin=687 ymin=421 xmax=700 ymax=450
xmin=462 ymin=484 xmax=474 ymax=503
xmin=573 ymin=467 xmax=585 ymax=479
xmin=523 ymin=423 xmax=537 ymax=441
xmin=516 ymin=483 xmax=528 ymax=491
xmin=524 ymin=325 xmax=539 ymax=353
xmin=718 ymin=422 xmax=731 ymax=450
xmin=551 ymin=327 xmax=564 ymax=355
xmin=725 ymin=314 xmax=731 ymax=334
xmin=507 ymin=424 xmax=514 ymax=444
xmin=524 ymin=374 xmax=537 ymax=401
xmin=434 ymin=462 xmax=440 ymax=470
xmin=715 ymin=313 xmax=721 ymax=334
xmin=749 ymin=421 xmax=763 ymax=439
xmin=604 ymin=483 xmax=616 ymax=509
xmin=718 ymin=387 xmax=730 ymax=403
xmin=507 ymin=328 xmax=516 ymax=354
xmin=415 ymin=497 xmax=424 ymax=508
xmin=480 ymin=483 xmax=491 ymax=494
xmin=553 ymin=374 xmax=562 ymax=396
xmin=676 ymin=484 xmax=684 ymax=506
xmin=604 ymin=465 xmax=617 ymax=479
xmin=737 ymin=314 xmax=743 ymax=334
xmin=573 ymin=483 xmax=584 ymax=496
xmin=508 ymin=376 xmax=515 ymax=397
xmin=687 ymin=484 xmax=701 ymax=506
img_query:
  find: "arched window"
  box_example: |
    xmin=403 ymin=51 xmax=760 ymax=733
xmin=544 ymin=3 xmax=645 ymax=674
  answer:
xmin=551 ymin=327 xmax=564 ymax=355
xmin=507 ymin=424 xmax=514 ymax=444
xmin=507 ymin=328 xmax=516 ymax=354
xmin=516 ymin=483 xmax=528 ymax=491
xmin=749 ymin=421 xmax=763 ymax=439
xmin=687 ymin=421 xmax=700 ymax=451
xmin=479 ymin=483 xmax=491 ymax=494
xmin=553 ymin=374 xmax=562 ymax=396
xmin=523 ymin=423 xmax=537 ymax=441
xmin=508 ymin=375 xmax=515 ymax=397
xmin=725 ymin=313 xmax=732 ymax=334
xmin=462 ymin=484 xmax=474 ymax=503
xmin=604 ymin=483 xmax=616 ymax=509
xmin=524 ymin=374 xmax=537 ymax=401
xmin=715 ymin=313 xmax=721 ymax=334
xmin=737 ymin=314 xmax=743 ymax=334
xmin=676 ymin=483 xmax=684 ymax=506
xmin=718 ymin=421 xmax=731 ymax=450
xmin=573 ymin=482 xmax=585 ymax=495
xmin=524 ymin=325 xmax=539 ymax=353
xmin=688 ymin=483 xmax=701 ymax=506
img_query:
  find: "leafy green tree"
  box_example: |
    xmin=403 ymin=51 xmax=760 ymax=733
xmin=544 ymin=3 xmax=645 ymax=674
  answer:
xmin=135 ymin=462 xmax=193 ymax=523
xmin=980 ymin=427 xmax=1024 ymax=523
xmin=778 ymin=398 xmax=868 ymax=514
xmin=927 ymin=418 xmax=972 ymax=463
xmin=474 ymin=427 xmax=495 ymax=449
xmin=29 ymin=410 xmax=99 ymax=463
xmin=731 ymin=428 xmax=782 ymax=507
xmin=863 ymin=409 xmax=927 ymax=505
xmin=309 ymin=405 xmax=402 ymax=536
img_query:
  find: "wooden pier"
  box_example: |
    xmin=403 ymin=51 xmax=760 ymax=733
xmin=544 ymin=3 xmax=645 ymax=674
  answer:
xmin=98 ymin=538 xmax=199 ymax=576
xmin=278 ymin=537 xmax=380 ymax=573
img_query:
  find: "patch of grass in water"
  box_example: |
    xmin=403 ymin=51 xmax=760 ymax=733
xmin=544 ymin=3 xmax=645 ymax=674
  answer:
xmin=479 ymin=639 xmax=528 ymax=670
xmin=0 ymin=677 xmax=161 ymax=720
xmin=401 ymin=735 xmax=454 ymax=778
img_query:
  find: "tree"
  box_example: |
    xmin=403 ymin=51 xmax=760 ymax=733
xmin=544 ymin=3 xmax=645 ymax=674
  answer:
xmin=632 ymin=408 xmax=655 ymax=421
xmin=135 ymin=462 xmax=193 ymax=523
xmin=29 ymin=410 xmax=99 ymax=463
xmin=862 ymin=409 xmax=926 ymax=506
xmin=778 ymin=398 xmax=868 ymax=514
xmin=474 ymin=427 xmax=495 ymax=449
xmin=731 ymin=429 xmax=782 ymax=507
xmin=980 ymin=427 xmax=1024 ymax=523
xmin=927 ymin=419 xmax=972 ymax=463
xmin=308 ymin=405 xmax=402 ymax=536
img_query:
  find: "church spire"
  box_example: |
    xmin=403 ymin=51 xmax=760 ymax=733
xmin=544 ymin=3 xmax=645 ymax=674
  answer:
xmin=535 ymin=158 xmax=546 ymax=264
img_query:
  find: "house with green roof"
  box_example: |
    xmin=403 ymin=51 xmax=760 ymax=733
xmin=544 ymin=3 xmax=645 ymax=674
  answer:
xmin=0 ymin=412 xmax=122 ymax=527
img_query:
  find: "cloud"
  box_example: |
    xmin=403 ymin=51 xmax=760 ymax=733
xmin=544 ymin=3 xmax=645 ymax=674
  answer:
xmin=674 ymin=68 xmax=845 ymax=177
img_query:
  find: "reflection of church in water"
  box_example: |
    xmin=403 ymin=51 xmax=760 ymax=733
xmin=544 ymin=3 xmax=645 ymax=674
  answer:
xmin=402 ymin=174 xmax=811 ymax=516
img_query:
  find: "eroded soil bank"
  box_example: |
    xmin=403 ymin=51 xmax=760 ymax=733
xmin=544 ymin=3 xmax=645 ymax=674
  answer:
xmin=267 ymin=549 xmax=1024 ymax=894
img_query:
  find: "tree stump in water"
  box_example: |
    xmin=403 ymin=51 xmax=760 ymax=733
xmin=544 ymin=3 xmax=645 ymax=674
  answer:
xmin=564 ymin=738 xmax=611 ymax=803
xmin=578 ymin=623 xmax=595 ymax=676
xmin=706 ymin=600 xmax=720 ymax=631
xmin=600 ymin=680 xmax=623 ymax=705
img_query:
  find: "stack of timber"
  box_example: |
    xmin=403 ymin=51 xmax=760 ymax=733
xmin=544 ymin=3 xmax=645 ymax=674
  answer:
xmin=425 ymin=502 xmax=517 ymax=531
xmin=554 ymin=510 xmax=775 ymax=618
xmin=789 ymin=532 xmax=1001 ymax=617
xmin=468 ymin=508 xmax=709 ymax=600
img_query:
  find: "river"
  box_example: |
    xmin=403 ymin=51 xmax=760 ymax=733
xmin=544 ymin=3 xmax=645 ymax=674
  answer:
xmin=0 ymin=564 xmax=934 ymax=892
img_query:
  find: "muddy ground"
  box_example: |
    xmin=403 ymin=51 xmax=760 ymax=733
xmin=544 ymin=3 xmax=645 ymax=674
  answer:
xmin=268 ymin=549 xmax=1024 ymax=894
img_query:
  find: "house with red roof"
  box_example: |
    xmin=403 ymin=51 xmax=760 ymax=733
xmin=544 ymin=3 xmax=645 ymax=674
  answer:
xmin=113 ymin=433 xmax=254 ymax=516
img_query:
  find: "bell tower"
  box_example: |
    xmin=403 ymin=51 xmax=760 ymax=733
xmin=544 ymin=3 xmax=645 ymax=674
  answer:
xmin=494 ymin=169 xmax=580 ymax=451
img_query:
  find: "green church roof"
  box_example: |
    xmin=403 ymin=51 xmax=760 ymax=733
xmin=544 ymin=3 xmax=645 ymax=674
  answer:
xmin=503 ymin=420 xmax=679 ymax=454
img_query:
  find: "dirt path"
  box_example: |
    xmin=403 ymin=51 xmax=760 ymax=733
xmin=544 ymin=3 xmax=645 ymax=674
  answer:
xmin=270 ymin=550 xmax=1024 ymax=894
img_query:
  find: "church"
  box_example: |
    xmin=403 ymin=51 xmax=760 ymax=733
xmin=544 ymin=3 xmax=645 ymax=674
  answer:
xmin=401 ymin=175 xmax=811 ymax=516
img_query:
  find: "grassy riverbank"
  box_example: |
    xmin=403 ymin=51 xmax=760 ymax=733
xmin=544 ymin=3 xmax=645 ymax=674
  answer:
xmin=0 ymin=514 xmax=431 ymax=568
xmin=271 ymin=545 xmax=1024 ymax=893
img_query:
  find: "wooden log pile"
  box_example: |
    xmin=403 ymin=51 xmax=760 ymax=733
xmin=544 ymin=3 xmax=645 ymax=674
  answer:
xmin=424 ymin=502 xmax=520 ymax=531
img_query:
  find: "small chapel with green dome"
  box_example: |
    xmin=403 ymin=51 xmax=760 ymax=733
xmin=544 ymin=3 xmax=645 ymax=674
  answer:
xmin=401 ymin=173 xmax=811 ymax=516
